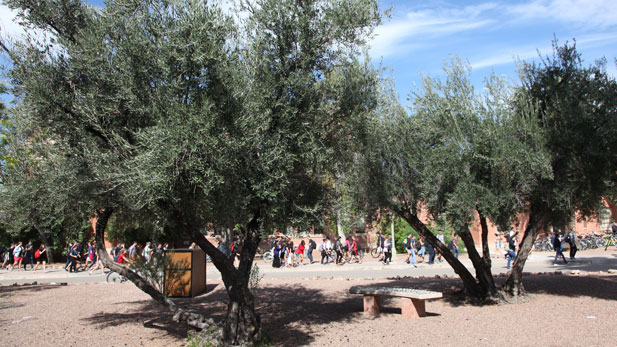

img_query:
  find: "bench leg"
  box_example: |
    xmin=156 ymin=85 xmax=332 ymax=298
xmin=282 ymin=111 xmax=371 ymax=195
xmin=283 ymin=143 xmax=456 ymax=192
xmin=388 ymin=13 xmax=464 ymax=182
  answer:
xmin=401 ymin=298 xmax=426 ymax=318
xmin=363 ymin=295 xmax=381 ymax=315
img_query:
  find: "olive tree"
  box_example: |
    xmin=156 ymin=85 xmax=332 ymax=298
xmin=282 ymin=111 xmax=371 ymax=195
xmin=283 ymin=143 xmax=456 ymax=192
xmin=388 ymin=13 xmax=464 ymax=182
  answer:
xmin=1 ymin=0 xmax=381 ymax=343
xmin=354 ymin=58 xmax=550 ymax=300
xmin=503 ymin=41 xmax=617 ymax=295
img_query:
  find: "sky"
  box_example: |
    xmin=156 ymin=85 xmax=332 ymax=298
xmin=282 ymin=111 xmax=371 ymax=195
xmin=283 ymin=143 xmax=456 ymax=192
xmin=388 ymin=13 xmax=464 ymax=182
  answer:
xmin=371 ymin=0 xmax=617 ymax=103
xmin=0 ymin=0 xmax=616 ymax=105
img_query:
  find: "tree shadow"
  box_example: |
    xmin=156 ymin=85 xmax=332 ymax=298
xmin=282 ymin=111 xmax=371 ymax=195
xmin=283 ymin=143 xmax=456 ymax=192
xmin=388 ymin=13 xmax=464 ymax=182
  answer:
xmin=0 ymin=284 xmax=64 ymax=294
xmin=504 ymin=273 xmax=617 ymax=301
xmin=81 ymin=299 xmax=190 ymax=338
xmin=79 ymin=271 xmax=617 ymax=346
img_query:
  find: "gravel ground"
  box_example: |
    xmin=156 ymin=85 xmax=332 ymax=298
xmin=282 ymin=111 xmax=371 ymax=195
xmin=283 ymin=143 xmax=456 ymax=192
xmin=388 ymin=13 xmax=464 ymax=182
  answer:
xmin=1 ymin=273 xmax=616 ymax=346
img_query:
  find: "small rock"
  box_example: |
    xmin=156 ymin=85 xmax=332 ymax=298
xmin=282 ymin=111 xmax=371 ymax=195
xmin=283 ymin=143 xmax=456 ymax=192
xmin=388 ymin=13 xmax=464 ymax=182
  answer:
xmin=569 ymin=270 xmax=581 ymax=275
xmin=608 ymin=269 xmax=617 ymax=274
xmin=442 ymin=274 xmax=448 ymax=278
xmin=434 ymin=275 xmax=441 ymax=279
xmin=31 ymin=281 xmax=37 ymax=285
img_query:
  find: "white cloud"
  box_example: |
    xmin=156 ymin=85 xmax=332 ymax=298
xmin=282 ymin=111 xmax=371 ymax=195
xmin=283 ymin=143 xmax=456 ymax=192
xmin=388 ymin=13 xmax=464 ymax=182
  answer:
xmin=370 ymin=5 xmax=496 ymax=59
xmin=470 ymin=31 xmax=617 ymax=70
xmin=507 ymin=0 xmax=617 ymax=28
xmin=470 ymin=44 xmax=550 ymax=70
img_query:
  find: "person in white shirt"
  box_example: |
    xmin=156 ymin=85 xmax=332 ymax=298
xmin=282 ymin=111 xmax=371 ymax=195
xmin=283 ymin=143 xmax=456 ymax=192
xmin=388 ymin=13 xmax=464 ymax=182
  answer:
xmin=436 ymin=230 xmax=445 ymax=262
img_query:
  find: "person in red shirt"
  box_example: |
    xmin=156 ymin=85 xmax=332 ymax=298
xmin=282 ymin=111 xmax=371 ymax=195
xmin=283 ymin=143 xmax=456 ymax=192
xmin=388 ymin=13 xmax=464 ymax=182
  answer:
xmin=295 ymin=240 xmax=306 ymax=265
xmin=351 ymin=236 xmax=362 ymax=264
xmin=117 ymin=249 xmax=128 ymax=264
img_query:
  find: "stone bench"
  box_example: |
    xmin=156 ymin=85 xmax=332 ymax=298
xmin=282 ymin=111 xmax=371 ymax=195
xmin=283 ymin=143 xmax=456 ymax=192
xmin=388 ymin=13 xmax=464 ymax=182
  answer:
xmin=349 ymin=286 xmax=442 ymax=318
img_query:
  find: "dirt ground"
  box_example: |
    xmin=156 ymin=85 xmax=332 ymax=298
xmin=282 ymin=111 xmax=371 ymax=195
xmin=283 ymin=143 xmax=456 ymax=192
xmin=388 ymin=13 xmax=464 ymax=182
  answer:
xmin=1 ymin=273 xmax=616 ymax=346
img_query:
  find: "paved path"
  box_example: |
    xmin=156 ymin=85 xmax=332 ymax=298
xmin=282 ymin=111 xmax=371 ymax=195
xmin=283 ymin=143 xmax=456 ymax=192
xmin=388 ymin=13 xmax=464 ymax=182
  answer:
xmin=2 ymin=250 xmax=616 ymax=285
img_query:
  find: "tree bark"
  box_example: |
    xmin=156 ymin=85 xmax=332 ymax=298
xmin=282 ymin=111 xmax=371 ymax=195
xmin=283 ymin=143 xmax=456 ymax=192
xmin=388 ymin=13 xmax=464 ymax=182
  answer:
xmin=33 ymin=223 xmax=54 ymax=264
xmin=457 ymin=220 xmax=497 ymax=298
xmin=501 ymin=209 xmax=549 ymax=296
xmin=395 ymin=207 xmax=485 ymax=299
xmin=477 ymin=211 xmax=498 ymax=296
xmin=191 ymin=212 xmax=262 ymax=344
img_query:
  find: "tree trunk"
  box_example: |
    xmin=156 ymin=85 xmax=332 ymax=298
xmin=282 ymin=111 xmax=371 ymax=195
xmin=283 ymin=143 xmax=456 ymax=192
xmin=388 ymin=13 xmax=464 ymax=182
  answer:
xmin=457 ymin=217 xmax=497 ymax=298
xmin=33 ymin=223 xmax=54 ymax=264
xmin=192 ymin=212 xmax=262 ymax=344
xmin=223 ymin=278 xmax=260 ymax=344
xmin=501 ymin=209 xmax=549 ymax=296
xmin=477 ymin=212 xmax=498 ymax=296
xmin=396 ymin=207 xmax=485 ymax=299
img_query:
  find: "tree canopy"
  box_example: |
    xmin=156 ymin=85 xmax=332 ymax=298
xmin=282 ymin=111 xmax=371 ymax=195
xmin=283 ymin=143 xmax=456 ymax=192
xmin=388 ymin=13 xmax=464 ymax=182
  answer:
xmin=1 ymin=0 xmax=382 ymax=343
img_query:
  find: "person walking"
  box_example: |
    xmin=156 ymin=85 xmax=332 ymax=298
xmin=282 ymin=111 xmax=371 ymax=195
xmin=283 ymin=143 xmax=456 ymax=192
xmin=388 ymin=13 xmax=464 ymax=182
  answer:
xmin=383 ymin=235 xmax=393 ymax=265
xmin=272 ymin=239 xmax=283 ymax=268
xmin=84 ymin=242 xmax=96 ymax=270
xmin=436 ymin=230 xmax=445 ymax=262
xmin=416 ymin=237 xmax=425 ymax=263
xmin=552 ymin=231 xmax=568 ymax=265
xmin=408 ymin=235 xmax=417 ymax=267
xmin=334 ymin=237 xmax=344 ymax=265
xmin=2 ymin=243 xmax=14 ymax=270
xmin=68 ymin=244 xmax=80 ymax=272
xmin=285 ymin=238 xmax=294 ymax=268
xmin=450 ymin=236 xmax=459 ymax=259
xmin=404 ymin=234 xmax=413 ymax=264
xmin=89 ymin=242 xmax=105 ymax=275
xmin=306 ymin=238 xmax=316 ymax=264
xmin=63 ymin=242 xmax=74 ymax=271
xmin=142 ymin=242 xmax=152 ymax=263
xmin=376 ymin=232 xmax=385 ymax=261
xmin=506 ymin=231 xmax=518 ymax=270
xmin=296 ymin=240 xmax=306 ymax=265
xmin=128 ymin=241 xmax=138 ymax=261
xmin=13 ymin=242 xmax=24 ymax=272
xmin=33 ymin=244 xmax=48 ymax=272
xmin=350 ymin=236 xmax=362 ymax=264
xmin=426 ymin=241 xmax=435 ymax=265
xmin=23 ymin=241 xmax=34 ymax=271
xmin=566 ymin=230 xmax=577 ymax=260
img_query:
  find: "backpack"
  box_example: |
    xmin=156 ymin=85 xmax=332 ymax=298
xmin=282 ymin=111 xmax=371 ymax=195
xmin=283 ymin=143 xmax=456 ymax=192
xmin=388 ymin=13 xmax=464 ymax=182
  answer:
xmin=404 ymin=238 xmax=412 ymax=250
xmin=309 ymin=239 xmax=316 ymax=249
xmin=318 ymin=243 xmax=324 ymax=252
xmin=35 ymin=249 xmax=41 ymax=259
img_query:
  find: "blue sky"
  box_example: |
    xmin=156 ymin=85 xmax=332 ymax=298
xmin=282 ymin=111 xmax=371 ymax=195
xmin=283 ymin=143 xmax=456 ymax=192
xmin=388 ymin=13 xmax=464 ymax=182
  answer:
xmin=372 ymin=0 xmax=617 ymax=103
xmin=1 ymin=0 xmax=616 ymax=105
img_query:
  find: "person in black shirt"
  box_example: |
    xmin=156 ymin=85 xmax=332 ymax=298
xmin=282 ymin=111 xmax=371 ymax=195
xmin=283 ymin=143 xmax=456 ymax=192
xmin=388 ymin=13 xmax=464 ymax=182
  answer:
xmin=552 ymin=231 xmax=568 ymax=265
xmin=506 ymin=231 xmax=518 ymax=270
xmin=24 ymin=240 xmax=34 ymax=271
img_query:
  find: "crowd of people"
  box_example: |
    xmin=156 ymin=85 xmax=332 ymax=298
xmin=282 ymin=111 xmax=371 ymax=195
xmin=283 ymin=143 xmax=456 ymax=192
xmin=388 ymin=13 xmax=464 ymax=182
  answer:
xmin=373 ymin=230 xmax=459 ymax=267
xmin=1 ymin=241 xmax=49 ymax=272
xmin=267 ymin=230 xmax=462 ymax=269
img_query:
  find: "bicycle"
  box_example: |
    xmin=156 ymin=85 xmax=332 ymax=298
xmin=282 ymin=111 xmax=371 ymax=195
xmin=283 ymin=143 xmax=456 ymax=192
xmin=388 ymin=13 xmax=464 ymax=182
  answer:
xmin=602 ymin=233 xmax=617 ymax=250
xmin=105 ymin=268 xmax=128 ymax=283
xmin=370 ymin=246 xmax=383 ymax=259
xmin=262 ymin=251 xmax=274 ymax=263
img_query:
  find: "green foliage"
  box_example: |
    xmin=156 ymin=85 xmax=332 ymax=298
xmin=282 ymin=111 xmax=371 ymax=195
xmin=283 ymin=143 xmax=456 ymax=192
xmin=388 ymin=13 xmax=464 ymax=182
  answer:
xmin=518 ymin=39 xmax=617 ymax=223
xmin=129 ymin=253 xmax=172 ymax=293
xmin=355 ymin=56 xmax=550 ymax=242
